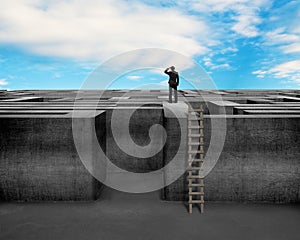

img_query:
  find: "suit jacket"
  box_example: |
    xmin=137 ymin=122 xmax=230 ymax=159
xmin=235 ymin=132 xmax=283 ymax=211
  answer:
xmin=164 ymin=69 xmax=179 ymax=89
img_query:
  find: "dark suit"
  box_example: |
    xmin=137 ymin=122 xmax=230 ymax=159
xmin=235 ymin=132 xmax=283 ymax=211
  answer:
xmin=164 ymin=68 xmax=179 ymax=103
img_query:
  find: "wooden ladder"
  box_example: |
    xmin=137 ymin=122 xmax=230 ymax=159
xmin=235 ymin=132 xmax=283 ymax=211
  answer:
xmin=187 ymin=105 xmax=204 ymax=213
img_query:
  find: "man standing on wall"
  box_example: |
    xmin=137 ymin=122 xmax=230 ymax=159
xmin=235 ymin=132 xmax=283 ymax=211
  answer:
xmin=164 ymin=66 xmax=179 ymax=103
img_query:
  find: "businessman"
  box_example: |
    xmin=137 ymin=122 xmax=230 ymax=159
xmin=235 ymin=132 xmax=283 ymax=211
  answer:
xmin=164 ymin=66 xmax=179 ymax=103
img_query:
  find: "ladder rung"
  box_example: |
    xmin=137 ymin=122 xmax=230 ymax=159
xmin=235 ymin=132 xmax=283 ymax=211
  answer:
xmin=188 ymin=172 xmax=204 ymax=175
xmin=189 ymin=200 xmax=204 ymax=204
xmin=188 ymin=108 xmax=203 ymax=112
xmin=188 ymin=118 xmax=203 ymax=121
xmin=188 ymin=125 xmax=204 ymax=129
xmin=189 ymin=183 xmax=204 ymax=187
xmin=188 ymin=134 xmax=204 ymax=137
xmin=188 ymin=158 xmax=204 ymax=162
xmin=188 ymin=141 xmax=204 ymax=145
xmin=188 ymin=113 xmax=203 ymax=116
xmin=189 ymin=192 xmax=204 ymax=195
xmin=188 ymin=124 xmax=204 ymax=129
xmin=188 ymin=150 xmax=204 ymax=154
xmin=188 ymin=175 xmax=204 ymax=179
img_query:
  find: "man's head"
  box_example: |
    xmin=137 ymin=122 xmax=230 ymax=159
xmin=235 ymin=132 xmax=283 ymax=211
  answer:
xmin=170 ymin=66 xmax=175 ymax=71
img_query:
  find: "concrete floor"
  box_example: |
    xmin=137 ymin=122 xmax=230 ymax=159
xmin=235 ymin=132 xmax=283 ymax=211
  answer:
xmin=0 ymin=187 xmax=299 ymax=240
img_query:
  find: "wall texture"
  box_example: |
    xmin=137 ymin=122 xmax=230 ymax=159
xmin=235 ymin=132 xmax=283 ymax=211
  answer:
xmin=163 ymin=116 xmax=300 ymax=203
xmin=105 ymin=108 xmax=164 ymax=173
xmin=0 ymin=113 xmax=106 ymax=201
xmin=0 ymin=89 xmax=299 ymax=203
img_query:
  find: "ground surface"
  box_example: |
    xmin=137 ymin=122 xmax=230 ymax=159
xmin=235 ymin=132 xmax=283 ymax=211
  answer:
xmin=0 ymin=187 xmax=299 ymax=240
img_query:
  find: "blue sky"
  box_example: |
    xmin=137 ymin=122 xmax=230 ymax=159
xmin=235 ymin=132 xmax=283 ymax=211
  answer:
xmin=0 ymin=0 xmax=300 ymax=90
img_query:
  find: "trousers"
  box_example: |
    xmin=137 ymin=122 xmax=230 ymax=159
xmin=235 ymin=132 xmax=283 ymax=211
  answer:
xmin=169 ymin=86 xmax=178 ymax=103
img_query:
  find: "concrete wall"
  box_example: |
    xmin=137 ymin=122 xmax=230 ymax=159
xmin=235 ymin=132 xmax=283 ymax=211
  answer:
xmin=105 ymin=108 xmax=164 ymax=173
xmin=0 ymin=97 xmax=299 ymax=203
xmin=0 ymin=113 xmax=106 ymax=201
xmin=162 ymin=102 xmax=188 ymax=200
xmin=163 ymin=116 xmax=300 ymax=203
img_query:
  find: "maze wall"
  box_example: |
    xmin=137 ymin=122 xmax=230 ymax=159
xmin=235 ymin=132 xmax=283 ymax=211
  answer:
xmin=0 ymin=89 xmax=299 ymax=202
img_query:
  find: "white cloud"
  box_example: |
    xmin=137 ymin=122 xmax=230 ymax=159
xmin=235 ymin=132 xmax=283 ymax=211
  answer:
xmin=265 ymin=28 xmax=300 ymax=45
xmin=0 ymin=0 xmax=209 ymax=61
xmin=252 ymin=70 xmax=267 ymax=78
xmin=189 ymin=0 xmax=249 ymax=12
xmin=203 ymin=57 xmax=231 ymax=70
xmin=262 ymin=16 xmax=300 ymax=56
xmin=269 ymin=60 xmax=300 ymax=77
xmin=252 ymin=70 xmax=266 ymax=74
xmin=102 ymin=48 xmax=197 ymax=74
xmin=253 ymin=60 xmax=300 ymax=85
xmin=127 ymin=75 xmax=142 ymax=81
xmin=256 ymin=75 xmax=265 ymax=78
xmin=282 ymin=43 xmax=300 ymax=53
xmin=210 ymin=63 xmax=231 ymax=70
xmin=231 ymin=12 xmax=262 ymax=37
xmin=182 ymin=0 xmax=271 ymax=38
xmin=0 ymin=78 xmax=8 ymax=86
xmin=220 ymin=47 xmax=238 ymax=54
xmin=203 ymin=57 xmax=213 ymax=68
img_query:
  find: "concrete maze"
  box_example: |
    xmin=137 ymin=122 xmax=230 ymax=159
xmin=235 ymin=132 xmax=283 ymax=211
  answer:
xmin=0 ymin=89 xmax=299 ymax=203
